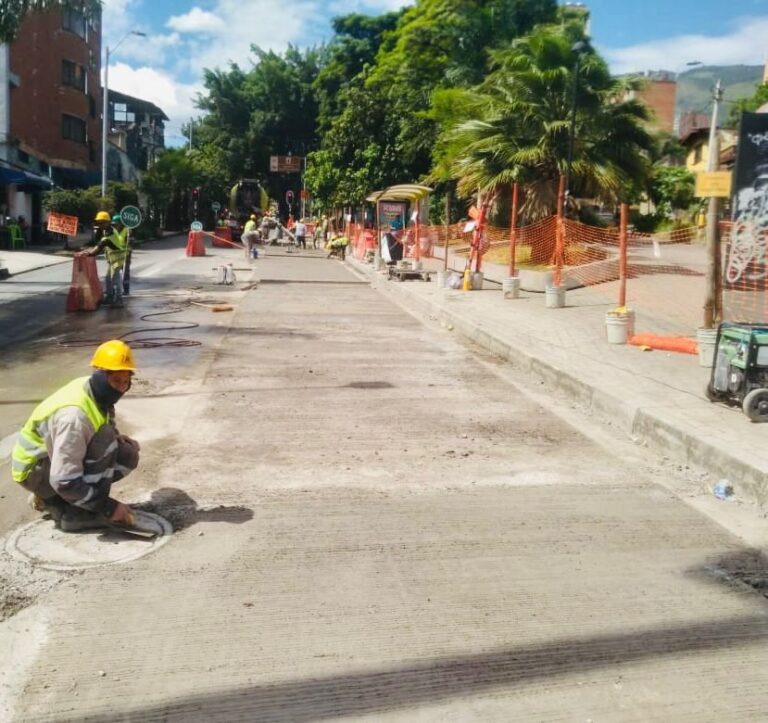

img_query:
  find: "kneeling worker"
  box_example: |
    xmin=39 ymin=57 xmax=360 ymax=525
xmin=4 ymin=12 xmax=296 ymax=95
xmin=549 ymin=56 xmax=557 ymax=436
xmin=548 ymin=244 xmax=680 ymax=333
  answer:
xmin=12 ymin=340 xmax=140 ymax=533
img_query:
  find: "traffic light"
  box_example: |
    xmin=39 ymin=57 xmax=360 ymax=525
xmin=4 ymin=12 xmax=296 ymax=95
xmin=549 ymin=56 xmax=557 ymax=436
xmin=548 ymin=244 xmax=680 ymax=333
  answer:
xmin=191 ymin=187 xmax=200 ymax=200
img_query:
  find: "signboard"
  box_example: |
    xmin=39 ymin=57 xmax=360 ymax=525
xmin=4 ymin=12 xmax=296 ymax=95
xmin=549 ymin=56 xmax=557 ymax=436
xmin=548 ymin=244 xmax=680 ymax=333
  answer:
xmin=695 ymin=171 xmax=732 ymax=198
xmin=270 ymin=156 xmax=303 ymax=173
xmin=299 ymin=189 xmax=309 ymax=200
xmin=285 ymin=190 xmax=294 ymax=205
xmin=378 ymin=201 xmax=406 ymax=229
xmin=211 ymin=201 xmax=221 ymax=213
xmin=119 ymin=205 xmax=142 ymax=229
xmin=190 ymin=221 xmax=203 ymax=232
xmin=47 ymin=211 xmax=79 ymax=237
xmin=724 ymin=112 xmax=768 ymax=310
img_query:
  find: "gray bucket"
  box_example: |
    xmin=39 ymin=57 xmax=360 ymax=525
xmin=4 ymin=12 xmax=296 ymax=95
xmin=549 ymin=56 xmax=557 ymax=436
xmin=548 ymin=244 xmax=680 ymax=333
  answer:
xmin=471 ymin=272 xmax=484 ymax=290
xmin=502 ymin=276 xmax=520 ymax=299
xmin=697 ymin=327 xmax=718 ymax=367
xmin=545 ymin=285 xmax=565 ymax=308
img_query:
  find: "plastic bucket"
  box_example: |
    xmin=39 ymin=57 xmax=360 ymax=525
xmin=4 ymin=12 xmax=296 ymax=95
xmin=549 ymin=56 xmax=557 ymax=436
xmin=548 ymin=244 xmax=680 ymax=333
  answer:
xmin=502 ymin=276 xmax=520 ymax=299
xmin=436 ymin=270 xmax=447 ymax=288
xmin=471 ymin=272 xmax=484 ymax=290
xmin=605 ymin=312 xmax=633 ymax=344
xmin=545 ymin=285 xmax=565 ymax=308
xmin=696 ymin=327 xmax=718 ymax=368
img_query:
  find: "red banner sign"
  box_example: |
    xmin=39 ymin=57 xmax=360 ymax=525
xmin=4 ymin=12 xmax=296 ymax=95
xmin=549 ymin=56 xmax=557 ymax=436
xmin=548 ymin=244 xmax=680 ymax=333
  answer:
xmin=47 ymin=211 xmax=79 ymax=236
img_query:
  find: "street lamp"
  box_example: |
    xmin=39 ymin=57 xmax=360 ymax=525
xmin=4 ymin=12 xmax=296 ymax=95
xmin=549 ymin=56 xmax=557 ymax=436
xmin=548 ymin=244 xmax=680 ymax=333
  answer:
xmin=101 ymin=30 xmax=146 ymax=198
xmin=564 ymin=40 xmax=588 ymax=214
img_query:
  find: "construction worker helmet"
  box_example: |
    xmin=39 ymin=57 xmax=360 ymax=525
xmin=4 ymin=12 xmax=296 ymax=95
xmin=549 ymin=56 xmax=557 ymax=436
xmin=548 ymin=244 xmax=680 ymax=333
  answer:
xmin=111 ymin=214 xmax=122 ymax=224
xmin=90 ymin=340 xmax=137 ymax=372
xmin=95 ymin=211 xmax=111 ymax=222
xmin=250 ymin=214 xmax=257 ymax=220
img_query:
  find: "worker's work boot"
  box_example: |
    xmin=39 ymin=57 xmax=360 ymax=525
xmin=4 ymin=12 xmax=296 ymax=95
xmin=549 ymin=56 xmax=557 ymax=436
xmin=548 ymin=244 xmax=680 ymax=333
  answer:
xmin=29 ymin=493 xmax=67 ymax=522
xmin=58 ymin=508 xmax=109 ymax=533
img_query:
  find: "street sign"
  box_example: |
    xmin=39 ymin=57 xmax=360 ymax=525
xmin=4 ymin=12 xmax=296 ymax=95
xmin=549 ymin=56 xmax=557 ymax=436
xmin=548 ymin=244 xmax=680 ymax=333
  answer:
xmin=211 ymin=201 xmax=221 ymax=213
xmin=695 ymin=171 xmax=732 ymax=198
xmin=285 ymin=190 xmax=294 ymax=205
xmin=270 ymin=156 xmax=303 ymax=173
xmin=191 ymin=221 xmax=203 ymax=232
xmin=47 ymin=211 xmax=78 ymax=236
xmin=119 ymin=205 xmax=142 ymax=229
xmin=300 ymin=189 xmax=309 ymax=200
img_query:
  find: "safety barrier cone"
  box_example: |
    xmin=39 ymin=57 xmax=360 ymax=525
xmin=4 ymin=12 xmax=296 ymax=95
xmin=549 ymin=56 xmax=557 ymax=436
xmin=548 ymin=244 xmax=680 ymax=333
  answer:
xmin=66 ymin=254 xmax=103 ymax=312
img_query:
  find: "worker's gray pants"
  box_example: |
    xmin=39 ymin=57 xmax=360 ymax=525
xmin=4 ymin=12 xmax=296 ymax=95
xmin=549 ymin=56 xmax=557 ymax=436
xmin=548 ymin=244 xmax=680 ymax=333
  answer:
xmin=105 ymin=266 xmax=124 ymax=304
xmin=19 ymin=425 xmax=139 ymax=508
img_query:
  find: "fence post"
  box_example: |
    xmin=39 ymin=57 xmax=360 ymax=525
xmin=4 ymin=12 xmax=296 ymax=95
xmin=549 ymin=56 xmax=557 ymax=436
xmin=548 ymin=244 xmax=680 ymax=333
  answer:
xmin=554 ymin=176 xmax=566 ymax=287
xmin=415 ymin=198 xmax=421 ymax=262
xmin=443 ymin=188 xmax=451 ymax=271
xmin=508 ymin=182 xmax=519 ymax=278
xmin=619 ymin=202 xmax=628 ymax=308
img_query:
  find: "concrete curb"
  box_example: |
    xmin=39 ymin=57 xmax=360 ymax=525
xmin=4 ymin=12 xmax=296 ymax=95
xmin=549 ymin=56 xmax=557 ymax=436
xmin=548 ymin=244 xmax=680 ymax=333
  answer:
xmin=352 ymin=259 xmax=768 ymax=509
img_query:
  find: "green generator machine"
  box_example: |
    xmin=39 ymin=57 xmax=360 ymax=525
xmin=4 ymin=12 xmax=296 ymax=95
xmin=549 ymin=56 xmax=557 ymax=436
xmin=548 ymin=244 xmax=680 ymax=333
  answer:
xmin=705 ymin=322 xmax=768 ymax=422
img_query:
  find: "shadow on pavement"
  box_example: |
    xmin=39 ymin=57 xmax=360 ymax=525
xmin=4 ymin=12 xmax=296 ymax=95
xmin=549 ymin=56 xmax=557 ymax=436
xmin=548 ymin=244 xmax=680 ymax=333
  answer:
xmin=64 ymin=612 xmax=768 ymax=722
xmin=134 ymin=487 xmax=253 ymax=530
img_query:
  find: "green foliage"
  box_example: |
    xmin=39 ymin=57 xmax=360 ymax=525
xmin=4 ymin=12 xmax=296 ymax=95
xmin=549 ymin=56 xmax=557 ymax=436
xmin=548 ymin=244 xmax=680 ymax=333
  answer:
xmin=648 ymin=165 xmax=696 ymax=215
xmin=0 ymin=1 xmax=101 ymax=42
xmin=430 ymin=23 xmax=655 ymax=219
xmin=728 ymin=82 xmax=768 ymax=128
xmin=43 ymin=185 xmax=106 ymax=226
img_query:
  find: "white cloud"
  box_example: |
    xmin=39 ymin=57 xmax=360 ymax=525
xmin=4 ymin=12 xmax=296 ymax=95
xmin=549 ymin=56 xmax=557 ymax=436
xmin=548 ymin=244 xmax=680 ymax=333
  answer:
xmin=603 ymin=15 xmax=768 ymax=75
xmin=167 ymin=8 xmax=226 ymax=34
xmin=107 ymin=63 xmax=202 ymax=146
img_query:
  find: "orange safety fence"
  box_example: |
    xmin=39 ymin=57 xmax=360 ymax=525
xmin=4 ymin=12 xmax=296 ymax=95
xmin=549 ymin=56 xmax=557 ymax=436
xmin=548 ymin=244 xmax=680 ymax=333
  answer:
xmin=721 ymin=220 xmax=768 ymax=324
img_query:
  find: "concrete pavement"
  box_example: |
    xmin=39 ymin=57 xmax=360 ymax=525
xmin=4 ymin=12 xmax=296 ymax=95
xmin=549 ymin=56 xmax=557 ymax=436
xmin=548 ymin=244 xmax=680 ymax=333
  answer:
xmin=348 ymin=253 xmax=768 ymax=511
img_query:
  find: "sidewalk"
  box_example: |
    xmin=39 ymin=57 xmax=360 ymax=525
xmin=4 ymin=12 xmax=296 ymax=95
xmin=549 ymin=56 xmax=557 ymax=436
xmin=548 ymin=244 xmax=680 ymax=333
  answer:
xmin=0 ymin=246 xmax=74 ymax=276
xmin=348 ymin=254 xmax=768 ymax=510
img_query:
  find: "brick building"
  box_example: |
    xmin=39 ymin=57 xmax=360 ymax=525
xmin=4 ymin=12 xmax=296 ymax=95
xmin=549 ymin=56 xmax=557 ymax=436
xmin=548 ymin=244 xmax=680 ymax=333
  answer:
xmin=625 ymin=71 xmax=677 ymax=135
xmin=0 ymin=6 xmax=101 ymax=242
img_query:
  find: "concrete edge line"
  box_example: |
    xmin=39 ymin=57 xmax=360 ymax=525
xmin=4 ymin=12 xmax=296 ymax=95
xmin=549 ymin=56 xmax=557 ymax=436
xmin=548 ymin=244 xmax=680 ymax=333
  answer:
xmin=354 ymin=260 xmax=767 ymax=510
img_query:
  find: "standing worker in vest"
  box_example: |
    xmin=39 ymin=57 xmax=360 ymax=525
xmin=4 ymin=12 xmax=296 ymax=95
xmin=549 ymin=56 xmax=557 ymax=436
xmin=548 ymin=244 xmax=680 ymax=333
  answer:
xmin=11 ymin=340 xmax=140 ymax=533
xmin=86 ymin=214 xmax=129 ymax=307
xmin=241 ymin=214 xmax=259 ymax=260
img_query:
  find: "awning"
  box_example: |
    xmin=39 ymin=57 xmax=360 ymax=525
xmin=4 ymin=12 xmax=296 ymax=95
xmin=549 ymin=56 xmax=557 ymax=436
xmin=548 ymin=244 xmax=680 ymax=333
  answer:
xmin=366 ymin=184 xmax=433 ymax=203
xmin=0 ymin=166 xmax=53 ymax=188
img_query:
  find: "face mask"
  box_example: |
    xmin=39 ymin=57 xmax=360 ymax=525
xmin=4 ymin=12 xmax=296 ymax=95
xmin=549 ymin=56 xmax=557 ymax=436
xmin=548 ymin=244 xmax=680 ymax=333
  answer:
xmin=89 ymin=370 xmax=125 ymax=409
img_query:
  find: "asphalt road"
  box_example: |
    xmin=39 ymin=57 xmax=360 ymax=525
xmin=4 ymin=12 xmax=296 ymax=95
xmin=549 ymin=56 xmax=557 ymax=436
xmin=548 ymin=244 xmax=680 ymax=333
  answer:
xmin=1 ymin=239 xmax=767 ymax=721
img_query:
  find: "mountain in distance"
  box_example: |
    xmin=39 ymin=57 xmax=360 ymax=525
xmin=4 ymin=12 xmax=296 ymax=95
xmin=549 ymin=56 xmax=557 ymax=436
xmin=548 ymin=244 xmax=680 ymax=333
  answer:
xmin=674 ymin=64 xmax=763 ymax=124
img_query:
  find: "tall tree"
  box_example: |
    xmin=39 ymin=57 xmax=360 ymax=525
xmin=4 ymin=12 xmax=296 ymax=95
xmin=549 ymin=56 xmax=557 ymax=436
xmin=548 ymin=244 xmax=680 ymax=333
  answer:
xmin=430 ymin=24 xmax=655 ymax=219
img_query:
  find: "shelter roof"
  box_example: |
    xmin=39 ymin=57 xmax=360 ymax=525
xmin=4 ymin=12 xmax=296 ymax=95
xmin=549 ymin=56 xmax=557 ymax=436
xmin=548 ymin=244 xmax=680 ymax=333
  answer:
xmin=366 ymin=184 xmax=432 ymax=203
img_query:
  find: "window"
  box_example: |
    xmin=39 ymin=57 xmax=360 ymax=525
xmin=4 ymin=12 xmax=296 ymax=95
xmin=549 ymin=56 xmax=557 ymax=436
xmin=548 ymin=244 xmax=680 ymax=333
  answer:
xmin=62 ymin=60 xmax=86 ymax=92
xmin=112 ymin=102 xmax=136 ymax=124
xmin=62 ymin=114 xmax=86 ymax=143
xmin=18 ymin=150 xmax=30 ymax=163
xmin=88 ymin=94 xmax=96 ymax=118
xmin=693 ymin=144 xmax=702 ymax=164
xmin=62 ymin=9 xmax=86 ymax=39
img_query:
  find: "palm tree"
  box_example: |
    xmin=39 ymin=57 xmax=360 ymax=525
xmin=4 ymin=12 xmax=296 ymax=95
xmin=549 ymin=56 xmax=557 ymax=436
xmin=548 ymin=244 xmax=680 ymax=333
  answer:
xmin=1 ymin=1 xmax=101 ymax=42
xmin=430 ymin=24 xmax=656 ymax=221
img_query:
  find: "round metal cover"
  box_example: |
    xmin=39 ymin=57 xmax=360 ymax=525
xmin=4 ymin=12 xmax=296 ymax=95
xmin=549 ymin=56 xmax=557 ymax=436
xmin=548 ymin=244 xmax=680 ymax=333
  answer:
xmin=5 ymin=512 xmax=173 ymax=571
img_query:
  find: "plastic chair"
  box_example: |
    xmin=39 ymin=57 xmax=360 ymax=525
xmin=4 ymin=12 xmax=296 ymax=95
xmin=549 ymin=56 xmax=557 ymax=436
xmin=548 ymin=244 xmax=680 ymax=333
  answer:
xmin=9 ymin=224 xmax=25 ymax=250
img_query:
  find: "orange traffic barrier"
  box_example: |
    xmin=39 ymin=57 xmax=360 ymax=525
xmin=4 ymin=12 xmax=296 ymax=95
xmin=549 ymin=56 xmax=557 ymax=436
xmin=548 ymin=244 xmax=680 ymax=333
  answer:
xmin=212 ymin=226 xmax=232 ymax=248
xmin=185 ymin=231 xmax=206 ymax=257
xmin=66 ymin=254 xmax=103 ymax=312
xmin=628 ymin=334 xmax=698 ymax=355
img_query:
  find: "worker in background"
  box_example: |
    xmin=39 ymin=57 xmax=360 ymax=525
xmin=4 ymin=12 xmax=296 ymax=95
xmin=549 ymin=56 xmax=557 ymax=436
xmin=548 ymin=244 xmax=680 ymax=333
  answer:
xmin=242 ymin=213 xmax=259 ymax=260
xmin=85 ymin=214 xmax=129 ymax=307
xmin=12 ymin=340 xmax=140 ymax=533
xmin=294 ymin=218 xmax=307 ymax=249
xmin=326 ymin=231 xmax=349 ymax=260
xmin=92 ymin=210 xmax=111 ymax=246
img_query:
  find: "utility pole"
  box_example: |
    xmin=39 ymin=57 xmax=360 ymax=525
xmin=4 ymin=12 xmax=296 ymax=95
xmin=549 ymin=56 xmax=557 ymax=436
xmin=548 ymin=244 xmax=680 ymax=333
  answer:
xmin=703 ymin=79 xmax=723 ymax=328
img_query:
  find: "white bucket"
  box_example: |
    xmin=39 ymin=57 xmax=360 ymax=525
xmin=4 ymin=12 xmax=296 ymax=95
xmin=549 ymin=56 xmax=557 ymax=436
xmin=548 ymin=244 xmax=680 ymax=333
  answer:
xmin=412 ymin=260 xmax=423 ymax=271
xmin=502 ymin=276 xmax=520 ymax=299
xmin=545 ymin=285 xmax=565 ymax=308
xmin=605 ymin=311 xmax=635 ymax=344
xmin=471 ymin=272 xmax=484 ymax=290
xmin=436 ymin=270 xmax=447 ymax=288
xmin=696 ymin=327 xmax=718 ymax=368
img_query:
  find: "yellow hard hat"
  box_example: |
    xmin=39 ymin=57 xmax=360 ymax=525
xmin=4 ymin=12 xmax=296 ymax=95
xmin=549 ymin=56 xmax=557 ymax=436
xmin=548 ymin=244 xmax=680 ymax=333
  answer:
xmin=90 ymin=340 xmax=137 ymax=371
xmin=95 ymin=211 xmax=111 ymax=222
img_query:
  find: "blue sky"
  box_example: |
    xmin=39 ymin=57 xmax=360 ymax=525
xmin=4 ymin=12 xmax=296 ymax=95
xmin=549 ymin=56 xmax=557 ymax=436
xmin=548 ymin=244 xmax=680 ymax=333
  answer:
xmin=101 ymin=0 xmax=768 ymax=145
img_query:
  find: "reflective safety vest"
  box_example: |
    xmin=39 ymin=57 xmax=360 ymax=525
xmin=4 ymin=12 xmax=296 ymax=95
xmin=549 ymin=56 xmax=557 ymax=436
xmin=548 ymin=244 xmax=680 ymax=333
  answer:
xmin=105 ymin=227 xmax=129 ymax=271
xmin=11 ymin=377 xmax=108 ymax=484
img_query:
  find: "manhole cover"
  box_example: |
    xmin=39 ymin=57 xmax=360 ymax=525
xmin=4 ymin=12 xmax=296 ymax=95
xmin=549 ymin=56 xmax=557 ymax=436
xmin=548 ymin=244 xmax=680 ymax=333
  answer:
xmin=5 ymin=513 xmax=172 ymax=571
